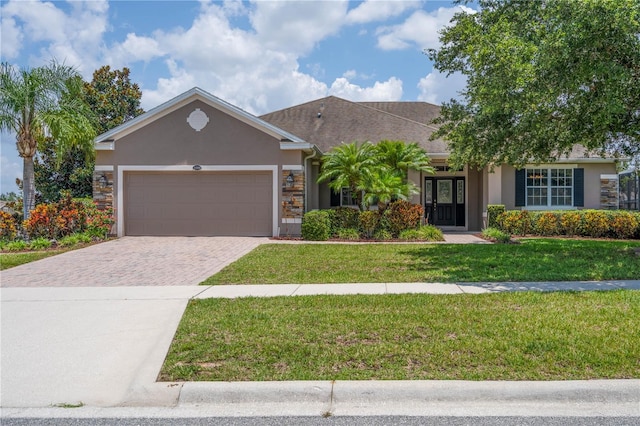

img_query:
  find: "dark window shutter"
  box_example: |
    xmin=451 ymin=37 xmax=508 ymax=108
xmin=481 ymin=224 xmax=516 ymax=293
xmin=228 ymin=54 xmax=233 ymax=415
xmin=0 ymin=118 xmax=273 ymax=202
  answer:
xmin=515 ymin=169 xmax=526 ymax=207
xmin=330 ymin=188 xmax=340 ymax=207
xmin=574 ymin=168 xmax=584 ymax=207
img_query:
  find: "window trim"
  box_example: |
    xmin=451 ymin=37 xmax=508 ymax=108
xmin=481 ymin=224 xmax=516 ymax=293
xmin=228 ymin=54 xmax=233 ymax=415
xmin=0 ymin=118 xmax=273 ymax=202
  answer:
xmin=524 ymin=165 xmax=577 ymax=210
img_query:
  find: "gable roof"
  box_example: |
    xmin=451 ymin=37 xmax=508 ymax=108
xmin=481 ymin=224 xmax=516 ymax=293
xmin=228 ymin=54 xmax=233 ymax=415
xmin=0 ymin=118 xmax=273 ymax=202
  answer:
xmin=259 ymin=96 xmax=449 ymax=156
xmin=94 ymin=87 xmax=308 ymax=150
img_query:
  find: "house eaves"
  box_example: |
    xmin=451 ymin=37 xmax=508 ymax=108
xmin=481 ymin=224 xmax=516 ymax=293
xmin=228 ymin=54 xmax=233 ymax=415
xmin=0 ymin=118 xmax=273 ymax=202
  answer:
xmin=93 ymin=87 xmax=306 ymax=150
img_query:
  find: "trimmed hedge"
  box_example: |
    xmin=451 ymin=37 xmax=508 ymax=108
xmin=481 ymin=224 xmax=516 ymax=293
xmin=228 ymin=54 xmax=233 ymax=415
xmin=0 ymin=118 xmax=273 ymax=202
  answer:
xmin=302 ymin=201 xmax=431 ymax=241
xmin=496 ymin=209 xmax=640 ymax=239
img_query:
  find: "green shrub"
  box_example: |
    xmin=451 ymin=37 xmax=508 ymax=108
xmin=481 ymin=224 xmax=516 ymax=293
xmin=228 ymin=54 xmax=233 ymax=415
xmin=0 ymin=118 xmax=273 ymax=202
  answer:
xmin=398 ymin=229 xmax=422 ymax=241
xmin=337 ymin=228 xmax=360 ymax=240
xmin=28 ymin=237 xmax=52 ymax=250
xmin=532 ymin=211 xmax=560 ymax=236
xmin=382 ymin=200 xmax=424 ymax=237
xmin=4 ymin=240 xmax=28 ymax=252
xmin=581 ymin=210 xmax=610 ymax=238
xmin=301 ymin=210 xmax=331 ymax=241
xmin=359 ymin=211 xmax=380 ymax=239
xmin=331 ymin=207 xmax=360 ymax=235
xmin=482 ymin=227 xmax=511 ymax=244
xmin=85 ymin=205 xmax=115 ymax=239
xmin=417 ymin=225 xmax=445 ymax=241
xmin=373 ymin=229 xmax=393 ymax=241
xmin=486 ymin=205 xmax=505 ymax=229
xmin=610 ymin=211 xmax=639 ymax=239
xmin=58 ymin=233 xmax=91 ymax=247
xmin=499 ymin=210 xmax=531 ymax=236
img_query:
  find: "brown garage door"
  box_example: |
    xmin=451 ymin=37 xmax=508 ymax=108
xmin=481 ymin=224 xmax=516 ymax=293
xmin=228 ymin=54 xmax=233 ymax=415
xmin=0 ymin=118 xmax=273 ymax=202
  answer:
xmin=125 ymin=171 xmax=272 ymax=236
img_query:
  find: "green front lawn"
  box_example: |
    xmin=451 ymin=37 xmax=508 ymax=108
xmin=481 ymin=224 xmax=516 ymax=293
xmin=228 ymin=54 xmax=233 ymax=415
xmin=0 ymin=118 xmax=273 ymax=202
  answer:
xmin=160 ymin=291 xmax=640 ymax=381
xmin=203 ymin=239 xmax=640 ymax=284
xmin=0 ymin=250 xmax=68 ymax=270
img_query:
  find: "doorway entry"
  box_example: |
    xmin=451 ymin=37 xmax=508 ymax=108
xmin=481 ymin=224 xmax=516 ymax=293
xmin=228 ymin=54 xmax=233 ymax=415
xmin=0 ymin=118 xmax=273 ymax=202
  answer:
xmin=425 ymin=177 xmax=465 ymax=226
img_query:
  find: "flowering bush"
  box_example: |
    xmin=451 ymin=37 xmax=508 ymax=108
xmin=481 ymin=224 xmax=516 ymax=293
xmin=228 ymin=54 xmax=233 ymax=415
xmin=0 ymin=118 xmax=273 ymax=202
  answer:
xmin=560 ymin=211 xmax=583 ymax=236
xmin=0 ymin=211 xmax=17 ymax=240
xmin=499 ymin=210 xmax=531 ymax=236
xmin=533 ymin=212 xmax=560 ymax=236
xmin=23 ymin=192 xmax=113 ymax=240
xmin=382 ymin=200 xmax=424 ymax=237
xmin=610 ymin=211 xmax=639 ymax=239
xmin=581 ymin=210 xmax=610 ymax=238
xmin=359 ymin=210 xmax=380 ymax=239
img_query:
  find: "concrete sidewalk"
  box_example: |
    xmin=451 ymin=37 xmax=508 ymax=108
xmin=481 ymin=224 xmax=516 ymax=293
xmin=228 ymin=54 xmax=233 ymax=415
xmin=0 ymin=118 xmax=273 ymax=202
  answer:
xmin=2 ymin=282 xmax=639 ymax=417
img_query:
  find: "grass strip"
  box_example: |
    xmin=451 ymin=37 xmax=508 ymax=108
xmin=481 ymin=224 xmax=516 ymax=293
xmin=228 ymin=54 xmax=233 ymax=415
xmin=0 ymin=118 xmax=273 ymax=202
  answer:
xmin=203 ymin=239 xmax=640 ymax=284
xmin=0 ymin=250 xmax=69 ymax=270
xmin=160 ymin=290 xmax=640 ymax=381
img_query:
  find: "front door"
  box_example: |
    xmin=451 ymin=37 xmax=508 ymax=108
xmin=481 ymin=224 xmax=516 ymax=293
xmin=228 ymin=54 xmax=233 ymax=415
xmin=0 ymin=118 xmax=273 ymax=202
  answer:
xmin=425 ymin=177 xmax=465 ymax=226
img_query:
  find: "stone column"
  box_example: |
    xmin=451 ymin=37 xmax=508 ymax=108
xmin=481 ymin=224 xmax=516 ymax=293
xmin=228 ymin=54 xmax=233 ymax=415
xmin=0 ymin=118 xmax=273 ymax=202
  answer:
xmin=600 ymin=174 xmax=619 ymax=209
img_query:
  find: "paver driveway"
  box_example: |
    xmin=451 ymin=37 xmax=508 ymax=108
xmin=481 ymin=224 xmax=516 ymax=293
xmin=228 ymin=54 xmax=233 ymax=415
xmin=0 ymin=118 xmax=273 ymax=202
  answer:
xmin=0 ymin=237 xmax=267 ymax=287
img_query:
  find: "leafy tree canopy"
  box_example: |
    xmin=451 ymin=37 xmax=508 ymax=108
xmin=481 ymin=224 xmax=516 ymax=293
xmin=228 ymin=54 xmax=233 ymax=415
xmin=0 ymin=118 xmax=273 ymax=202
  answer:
xmin=33 ymin=65 xmax=145 ymax=202
xmin=82 ymin=65 xmax=144 ymax=135
xmin=427 ymin=0 xmax=640 ymax=169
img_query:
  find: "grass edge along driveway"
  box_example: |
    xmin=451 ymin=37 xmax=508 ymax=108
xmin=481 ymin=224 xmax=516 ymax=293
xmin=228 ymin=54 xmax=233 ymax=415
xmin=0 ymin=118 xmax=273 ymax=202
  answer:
xmin=202 ymin=238 xmax=640 ymax=285
xmin=160 ymin=291 xmax=640 ymax=382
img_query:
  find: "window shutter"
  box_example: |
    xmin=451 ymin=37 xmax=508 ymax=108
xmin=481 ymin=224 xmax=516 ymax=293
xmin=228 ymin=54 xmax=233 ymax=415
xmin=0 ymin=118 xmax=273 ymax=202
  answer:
xmin=574 ymin=168 xmax=584 ymax=207
xmin=515 ymin=169 xmax=526 ymax=207
xmin=330 ymin=188 xmax=340 ymax=207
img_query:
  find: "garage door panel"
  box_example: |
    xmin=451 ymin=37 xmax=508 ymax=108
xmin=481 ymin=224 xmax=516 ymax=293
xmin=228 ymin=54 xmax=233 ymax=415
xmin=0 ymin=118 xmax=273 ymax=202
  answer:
xmin=125 ymin=171 xmax=272 ymax=236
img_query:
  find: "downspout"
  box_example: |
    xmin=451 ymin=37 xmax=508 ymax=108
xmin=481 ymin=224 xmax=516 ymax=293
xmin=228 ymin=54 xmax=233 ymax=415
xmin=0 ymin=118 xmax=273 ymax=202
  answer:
xmin=303 ymin=148 xmax=319 ymax=214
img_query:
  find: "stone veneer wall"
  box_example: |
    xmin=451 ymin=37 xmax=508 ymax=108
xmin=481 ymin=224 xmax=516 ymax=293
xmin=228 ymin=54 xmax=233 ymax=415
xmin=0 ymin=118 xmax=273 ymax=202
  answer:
xmin=281 ymin=169 xmax=304 ymax=220
xmin=600 ymin=174 xmax=619 ymax=209
xmin=93 ymin=171 xmax=113 ymax=211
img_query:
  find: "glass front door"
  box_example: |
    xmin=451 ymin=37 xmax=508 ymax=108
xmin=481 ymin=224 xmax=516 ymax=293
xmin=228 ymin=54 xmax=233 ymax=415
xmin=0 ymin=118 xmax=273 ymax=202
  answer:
xmin=425 ymin=177 xmax=465 ymax=226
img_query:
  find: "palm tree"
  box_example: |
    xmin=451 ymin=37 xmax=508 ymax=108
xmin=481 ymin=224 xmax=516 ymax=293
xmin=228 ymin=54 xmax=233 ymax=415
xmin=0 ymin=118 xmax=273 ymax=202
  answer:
xmin=317 ymin=141 xmax=377 ymax=211
xmin=0 ymin=61 xmax=95 ymax=221
xmin=375 ymin=140 xmax=435 ymax=178
xmin=362 ymin=167 xmax=419 ymax=212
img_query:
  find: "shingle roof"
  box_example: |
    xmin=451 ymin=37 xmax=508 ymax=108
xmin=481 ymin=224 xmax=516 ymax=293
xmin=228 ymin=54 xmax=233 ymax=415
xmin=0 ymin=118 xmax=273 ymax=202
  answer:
xmin=259 ymin=96 xmax=449 ymax=155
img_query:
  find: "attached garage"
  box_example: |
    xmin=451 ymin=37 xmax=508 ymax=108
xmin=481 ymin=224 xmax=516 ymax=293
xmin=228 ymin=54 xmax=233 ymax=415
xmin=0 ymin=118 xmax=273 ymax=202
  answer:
xmin=93 ymin=87 xmax=314 ymax=238
xmin=124 ymin=171 xmax=273 ymax=236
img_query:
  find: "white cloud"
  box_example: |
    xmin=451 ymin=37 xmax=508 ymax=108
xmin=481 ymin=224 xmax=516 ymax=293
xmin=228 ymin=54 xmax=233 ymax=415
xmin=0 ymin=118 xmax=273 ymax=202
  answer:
xmin=329 ymin=76 xmax=403 ymax=102
xmin=376 ymin=5 xmax=475 ymax=51
xmin=0 ymin=16 xmax=23 ymax=59
xmin=417 ymin=70 xmax=466 ymax=104
xmin=249 ymin=0 xmax=348 ymax=55
xmin=105 ymin=33 xmax=164 ymax=67
xmin=1 ymin=0 xmax=110 ymax=75
xmin=346 ymin=0 xmax=421 ymax=24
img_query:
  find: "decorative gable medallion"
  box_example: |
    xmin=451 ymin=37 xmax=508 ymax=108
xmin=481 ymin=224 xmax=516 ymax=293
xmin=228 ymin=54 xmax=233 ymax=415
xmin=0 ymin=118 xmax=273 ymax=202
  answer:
xmin=187 ymin=108 xmax=209 ymax=132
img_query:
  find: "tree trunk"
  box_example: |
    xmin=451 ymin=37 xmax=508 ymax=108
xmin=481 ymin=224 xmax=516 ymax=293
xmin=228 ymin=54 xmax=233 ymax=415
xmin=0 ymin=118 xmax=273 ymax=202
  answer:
xmin=23 ymin=156 xmax=36 ymax=221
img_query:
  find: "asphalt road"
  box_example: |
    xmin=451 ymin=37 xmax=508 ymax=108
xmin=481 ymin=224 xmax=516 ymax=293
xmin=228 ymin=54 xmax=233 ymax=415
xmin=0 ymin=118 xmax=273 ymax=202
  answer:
xmin=3 ymin=417 xmax=640 ymax=426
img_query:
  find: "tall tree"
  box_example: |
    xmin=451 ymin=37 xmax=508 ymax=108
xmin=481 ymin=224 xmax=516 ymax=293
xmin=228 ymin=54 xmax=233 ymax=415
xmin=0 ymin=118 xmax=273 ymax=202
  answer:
xmin=33 ymin=66 xmax=144 ymax=201
xmin=427 ymin=0 xmax=640 ymax=169
xmin=83 ymin=65 xmax=144 ymax=135
xmin=0 ymin=61 xmax=95 ymax=220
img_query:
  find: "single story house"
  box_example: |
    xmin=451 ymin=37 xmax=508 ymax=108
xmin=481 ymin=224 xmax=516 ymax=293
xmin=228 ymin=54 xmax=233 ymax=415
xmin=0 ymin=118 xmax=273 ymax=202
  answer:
xmin=93 ymin=87 xmax=620 ymax=237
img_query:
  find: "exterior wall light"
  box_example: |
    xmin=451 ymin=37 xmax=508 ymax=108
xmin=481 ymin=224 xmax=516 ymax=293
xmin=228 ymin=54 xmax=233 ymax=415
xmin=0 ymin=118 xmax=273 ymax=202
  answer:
xmin=98 ymin=173 xmax=108 ymax=187
xmin=286 ymin=171 xmax=295 ymax=187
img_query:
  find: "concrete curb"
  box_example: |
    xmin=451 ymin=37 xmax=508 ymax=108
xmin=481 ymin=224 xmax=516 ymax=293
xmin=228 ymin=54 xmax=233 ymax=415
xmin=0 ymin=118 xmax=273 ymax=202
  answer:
xmin=177 ymin=379 xmax=640 ymax=417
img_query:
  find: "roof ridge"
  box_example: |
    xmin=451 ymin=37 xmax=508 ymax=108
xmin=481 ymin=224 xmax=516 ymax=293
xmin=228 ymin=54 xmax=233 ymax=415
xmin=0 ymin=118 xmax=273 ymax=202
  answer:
xmin=347 ymin=99 xmax=441 ymax=131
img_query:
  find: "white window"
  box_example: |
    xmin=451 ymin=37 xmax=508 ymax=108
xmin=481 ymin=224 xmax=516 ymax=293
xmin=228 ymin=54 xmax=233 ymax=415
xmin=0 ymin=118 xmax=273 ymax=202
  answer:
xmin=526 ymin=168 xmax=573 ymax=207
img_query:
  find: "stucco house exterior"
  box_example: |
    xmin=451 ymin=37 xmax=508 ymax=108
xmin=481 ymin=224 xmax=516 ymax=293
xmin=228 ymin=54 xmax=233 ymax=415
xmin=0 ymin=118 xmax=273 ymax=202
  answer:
xmin=93 ymin=87 xmax=619 ymax=237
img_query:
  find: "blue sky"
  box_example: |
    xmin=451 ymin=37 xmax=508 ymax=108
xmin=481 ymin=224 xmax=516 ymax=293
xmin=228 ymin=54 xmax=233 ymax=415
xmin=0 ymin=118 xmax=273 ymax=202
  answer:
xmin=0 ymin=0 xmax=473 ymax=194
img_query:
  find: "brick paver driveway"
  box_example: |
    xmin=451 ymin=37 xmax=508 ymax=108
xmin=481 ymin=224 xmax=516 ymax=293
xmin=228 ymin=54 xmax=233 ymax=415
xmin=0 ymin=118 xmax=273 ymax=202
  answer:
xmin=0 ymin=237 xmax=267 ymax=287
